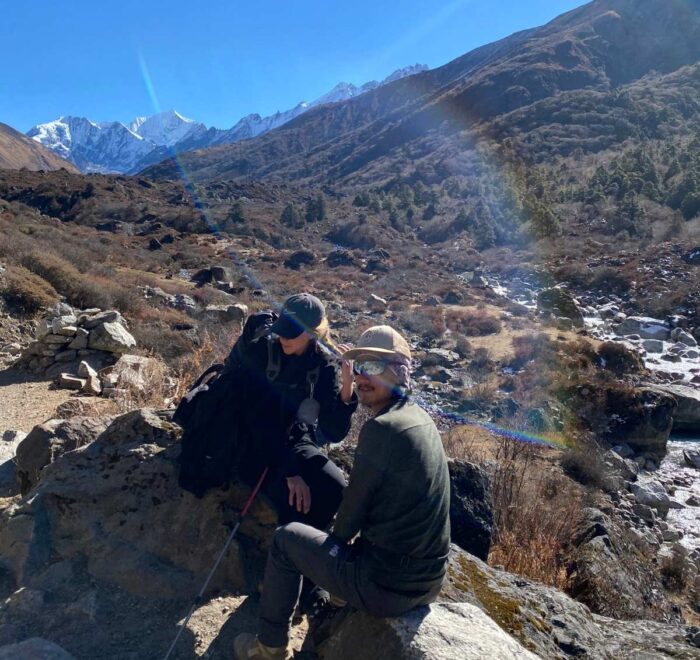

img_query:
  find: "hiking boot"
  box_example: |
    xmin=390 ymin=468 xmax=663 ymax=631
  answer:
xmin=233 ymin=633 xmax=288 ymax=660
xmin=303 ymin=599 xmax=349 ymax=653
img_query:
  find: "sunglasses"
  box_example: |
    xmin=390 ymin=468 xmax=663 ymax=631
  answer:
xmin=352 ymin=360 xmax=396 ymax=377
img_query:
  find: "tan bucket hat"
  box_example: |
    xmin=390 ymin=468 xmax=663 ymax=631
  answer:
xmin=342 ymin=325 xmax=412 ymax=362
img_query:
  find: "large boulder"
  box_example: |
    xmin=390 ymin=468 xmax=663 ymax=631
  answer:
xmin=567 ymin=508 xmax=676 ymax=622
xmin=607 ymin=387 xmax=676 ymax=455
xmin=536 ymin=289 xmax=584 ymax=327
xmin=0 ymin=409 xmax=276 ymax=601
xmin=616 ymin=317 xmax=671 ymax=341
xmin=448 ymin=460 xmax=493 ymax=560
xmin=87 ymin=322 xmax=136 ymax=354
xmin=647 ymin=384 xmax=700 ymax=434
xmin=319 ymin=546 xmax=696 ymax=659
xmin=14 ymin=417 xmax=109 ymax=494
xmin=631 ymin=481 xmax=671 ymax=518
xmin=318 ymin=603 xmax=539 ymax=659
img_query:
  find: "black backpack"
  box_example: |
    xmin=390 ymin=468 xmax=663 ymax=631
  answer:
xmin=174 ymin=311 xmax=277 ymax=497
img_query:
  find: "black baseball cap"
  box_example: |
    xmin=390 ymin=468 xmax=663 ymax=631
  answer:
xmin=270 ymin=293 xmax=326 ymax=339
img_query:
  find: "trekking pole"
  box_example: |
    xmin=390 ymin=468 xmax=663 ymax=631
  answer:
xmin=163 ymin=467 xmax=269 ymax=660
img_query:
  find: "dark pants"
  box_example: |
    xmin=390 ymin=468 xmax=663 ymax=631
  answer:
xmin=258 ymin=442 xmax=346 ymax=530
xmin=258 ymin=523 xmax=440 ymax=648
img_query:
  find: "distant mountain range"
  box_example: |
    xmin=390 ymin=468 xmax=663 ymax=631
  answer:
xmin=0 ymin=122 xmax=78 ymax=173
xmin=26 ymin=65 xmax=428 ymax=175
xmin=142 ymin=0 xmax=700 ymax=185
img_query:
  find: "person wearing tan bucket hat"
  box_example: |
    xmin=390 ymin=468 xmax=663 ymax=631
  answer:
xmin=234 ymin=325 xmax=450 ymax=660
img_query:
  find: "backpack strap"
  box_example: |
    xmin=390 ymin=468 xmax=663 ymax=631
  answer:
xmin=266 ymin=338 xmax=282 ymax=382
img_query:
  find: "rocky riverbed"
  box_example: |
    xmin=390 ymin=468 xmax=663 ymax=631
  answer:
xmin=643 ymin=435 xmax=700 ymax=552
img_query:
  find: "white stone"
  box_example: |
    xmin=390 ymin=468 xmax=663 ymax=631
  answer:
xmin=57 ymin=374 xmax=87 ymax=390
xmin=87 ymin=322 xmax=136 ymax=354
xmin=78 ymin=361 xmax=98 ymax=378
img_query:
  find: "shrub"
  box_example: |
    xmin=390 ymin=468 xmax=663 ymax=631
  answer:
xmin=20 ymin=251 xmax=138 ymax=313
xmin=22 ymin=251 xmax=79 ymax=295
xmin=397 ymin=306 xmax=446 ymax=339
xmin=510 ymin=333 xmax=553 ymax=369
xmin=560 ymin=446 xmax=607 ymax=489
xmin=445 ymin=308 xmax=501 ymax=336
xmin=597 ymin=341 xmax=644 ymax=376
xmin=468 ymin=347 xmax=494 ymax=382
xmin=590 ymin=267 xmax=631 ymax=295
xmin=0 ymin=265 xmax=59 ymax=313
xmin=454 ymin=335 xmax=473 ymax=358
xmin=488 ymin=435 xmax=583 ymax=588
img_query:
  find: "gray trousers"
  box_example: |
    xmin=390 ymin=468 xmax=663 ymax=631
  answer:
xmin=258 ymin=522 xmax=438 ymax=648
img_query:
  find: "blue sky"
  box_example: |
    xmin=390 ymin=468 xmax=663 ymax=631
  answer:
xmin=1 ymin=0 xmax=585 ymax=132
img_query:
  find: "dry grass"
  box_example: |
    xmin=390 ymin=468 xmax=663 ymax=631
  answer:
xmin=443 ymin=424 xmax=582 ymax=589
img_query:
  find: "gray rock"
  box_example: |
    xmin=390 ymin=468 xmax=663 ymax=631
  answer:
xmin=319 ymin=603 xmax=540 ymax=660
xmin=617 ymin=316 xmax=671 ymax=340
xmin=631 ymin=481 xmax=671 ymax=518
xmin=57 ymin=374 xmax=86 ymax=390
xmin=642 ymin=339 xmax=664 ymax=353
xmin=78 ymin=361 xmax=97 ymax=378
xmin=647 ymin=384 xmax=700 ymax=434
xmin=173 ymin=293 xmax=197 ymax=314
xmin=87 ymin=322 xmax=136 ymax=354
xmin=423 ymin=349 xmax=459 ymax=367
xmin=0 ymin=637 xmax=76 ymax=660
xmin=367 ymin=293 xmax=388 ymax=312
xmin=611 ymin=444 xmax=634 ymax=459
xmin=55 ymin=349 xmax=78 ymax=363
xmin=632 ymin=502 xmax=655 ymax=524
xmin=202 ymin=304 xmax=248 ymax=324
xmin=449 ymin=460 xmax=492 ymax=561
xmin=80 ymin=310 xmax=125 ymax=329
xmin=536 ymin=288 xmax=584 ymax=327
xmin=82 ymin=375 xmax=102 ymax=396
xmin=43 ymin=334 xmax=72 ymax=345
xmin=51 ymin=315 xmax=78 ymax=334
xmin=68 ymin=328 xmax=89 ymax=350
xmin=0 ymin=409 xmax=276 ymax=601
xmin=670 ymin=327 xmax=698 ymax=347
xmin=605 ymin=450 xmax=638 ymax=482
xmin=683 ymin=449 xmax=700 ymax=470
xmin=15 ymin=417 xmax=109 ymax=494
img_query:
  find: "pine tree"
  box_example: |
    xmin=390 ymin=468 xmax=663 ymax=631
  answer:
xmin=227 ymin=202 xmax=246 ymax=224
xmin=281 ymin=204 xmax=304 ymax=228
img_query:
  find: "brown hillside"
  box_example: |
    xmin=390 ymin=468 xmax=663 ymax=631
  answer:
xmin=0 ymin=123 xmax=78 ymax=173
xmin=143 ymin=0 xmax=700 ymax=184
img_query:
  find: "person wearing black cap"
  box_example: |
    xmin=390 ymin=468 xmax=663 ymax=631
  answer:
xmin=228 ymin=292 xmax=357 ymax=532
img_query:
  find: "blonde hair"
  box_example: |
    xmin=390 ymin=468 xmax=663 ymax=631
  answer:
xmin=312 ymin=316 xmax=330 ymax=341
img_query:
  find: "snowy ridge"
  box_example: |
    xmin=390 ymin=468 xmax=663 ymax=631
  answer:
xmin=28 ymin=64 xmax=428 ymax=174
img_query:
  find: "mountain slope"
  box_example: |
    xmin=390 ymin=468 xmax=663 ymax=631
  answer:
xmin=27 ymin=65 xmax=427 ymax=175
xmin=0 ymin=123 xmax=77 ymax=172
xmin=142 ymin=0 xmax=700 ymax=184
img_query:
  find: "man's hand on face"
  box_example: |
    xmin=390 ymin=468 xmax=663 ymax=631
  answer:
xmin=286 ymin=475 xmax=311 ymax=514
xmin=336 ymin=343 xmax=354 ymax=403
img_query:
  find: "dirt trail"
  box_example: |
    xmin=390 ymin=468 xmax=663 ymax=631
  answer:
xmin=0 ymin=367 xmax=74 ymax=434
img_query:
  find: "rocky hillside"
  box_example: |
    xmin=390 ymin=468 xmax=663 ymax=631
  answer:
xmin=143 ymin=0 xmax=700 ymax=184
xmin=0 ymin=409 xmax=696 ymax=659
xmin=0 ymin=123 xmax=77 ymax=173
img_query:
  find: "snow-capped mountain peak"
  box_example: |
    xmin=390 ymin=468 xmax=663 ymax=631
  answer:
xmin=28 ymin=63 xmax=429 ymax=173
xmin=128 ymin=110 xmax=202 ymax=147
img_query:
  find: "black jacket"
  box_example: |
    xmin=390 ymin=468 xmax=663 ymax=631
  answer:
xmin=227 ymin=332 xmax=357 ymax=477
